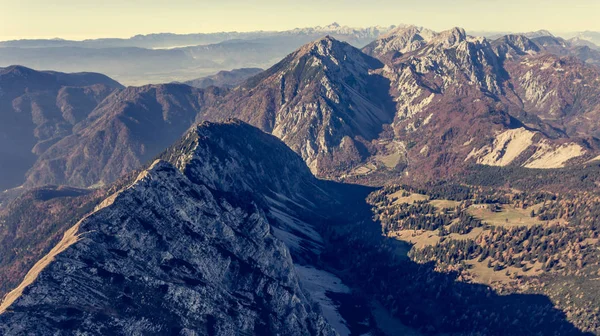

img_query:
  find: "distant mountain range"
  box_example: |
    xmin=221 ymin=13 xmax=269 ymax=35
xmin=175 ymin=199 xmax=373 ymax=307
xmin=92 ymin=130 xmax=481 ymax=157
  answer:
xmin=1 ymin=24 xmax=598 ymax=86
xmin=0 ymin=23 xmax=394 ymax=50
xmin=0 ymin=23 xmax=396 ymax=85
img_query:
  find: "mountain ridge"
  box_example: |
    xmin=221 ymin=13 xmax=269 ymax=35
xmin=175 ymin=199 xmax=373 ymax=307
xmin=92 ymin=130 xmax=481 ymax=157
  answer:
xmin=0 ymin=120 xmax=344 ymax=335
xmin=201 ymin=36 xmax=396 ymax=176
xmin=0 ymin=65 xmax=123 ymax=191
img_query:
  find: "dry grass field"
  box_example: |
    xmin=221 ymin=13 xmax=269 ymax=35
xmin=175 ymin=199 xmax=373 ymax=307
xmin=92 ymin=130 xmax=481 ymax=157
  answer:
xmin=386 ymin=191 xmax=429 ymax=205
xmin=467 ymin=203 xmax=547 ymax=227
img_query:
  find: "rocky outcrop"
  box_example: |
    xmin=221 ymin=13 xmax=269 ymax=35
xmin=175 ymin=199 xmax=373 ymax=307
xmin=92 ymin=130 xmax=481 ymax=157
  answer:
xmin=362 ymin=25 xmax=437 ymax=57
xmin=492 ymin=34 xmax=541 ymax=62
xmin=465 ymin=127 xmax=587 ymax=168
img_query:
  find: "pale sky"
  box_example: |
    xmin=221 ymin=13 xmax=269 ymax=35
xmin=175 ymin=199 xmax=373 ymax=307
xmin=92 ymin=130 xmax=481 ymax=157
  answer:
xmin=1 ymin=0 xmax=599 ymax=41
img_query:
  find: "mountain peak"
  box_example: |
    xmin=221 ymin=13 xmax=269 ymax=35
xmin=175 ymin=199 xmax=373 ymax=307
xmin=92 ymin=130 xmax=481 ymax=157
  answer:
xmin=523 ymin=29 xmax=554 ymax=38
xmin=492 ymin=34 xmax=541 ymax=59
xmin=202 ymin=35 xmax=392 ymax=176
xmin=0 ymin=64 xmax=35 ymax=75
xmin=0 ymin=65 xmax=51 ymax=81
xmin=307 ymin=34 xmax=340 ymax=46
xmin=294 ymin=35 xmax=357 ymax=61
xmin=432 ymin=27 xmax=467 ymax=47
xmin=363 ymin=25 xmax=437 ymax=56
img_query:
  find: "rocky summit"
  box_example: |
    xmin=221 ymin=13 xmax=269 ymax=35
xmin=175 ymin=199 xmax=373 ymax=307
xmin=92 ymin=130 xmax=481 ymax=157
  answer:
xmin=202 ymin=36 xmax=396 ymax=177
xmin=0 ymin=120 xmax=336 ymax=335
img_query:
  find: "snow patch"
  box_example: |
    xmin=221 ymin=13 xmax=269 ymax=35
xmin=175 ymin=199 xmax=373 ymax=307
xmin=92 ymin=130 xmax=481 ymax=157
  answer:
xmin=296 ymin=265 xmax=351 ymax=336
xmin=267 ymin=204 xmax=323 ymax=254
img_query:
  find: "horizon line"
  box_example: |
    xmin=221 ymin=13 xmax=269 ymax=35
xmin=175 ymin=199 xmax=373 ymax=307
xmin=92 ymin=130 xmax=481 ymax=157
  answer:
xmin=0 ymin=22 xmax=587 ymax=43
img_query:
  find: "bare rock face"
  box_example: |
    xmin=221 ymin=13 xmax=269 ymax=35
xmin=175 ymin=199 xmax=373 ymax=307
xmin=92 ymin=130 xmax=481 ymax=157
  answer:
xmin=492 ymin=34 xmax=542 ymax=62
xmin=0 ymin=121 xmax=336 ymax=335
xmin=0 ymin=65 xmax=123 ymax=190
xmin=337 ymin=28 xmax=600 ymax=181
xmin=362 ymin=25 xmax=437 ymax=57
xmin=503 ymin=54 xmax=600 ymax=137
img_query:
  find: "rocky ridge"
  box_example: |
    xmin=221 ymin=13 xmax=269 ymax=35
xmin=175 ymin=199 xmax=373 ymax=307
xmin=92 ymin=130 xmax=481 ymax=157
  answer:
xmin=0 ymin=120 xmax=340 ymax=335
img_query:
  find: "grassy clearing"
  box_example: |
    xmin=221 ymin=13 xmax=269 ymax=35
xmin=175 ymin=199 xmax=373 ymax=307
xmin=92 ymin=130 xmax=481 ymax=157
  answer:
xmin=447 ymin=227 xmax=484 ymax=241
xmin=386 ymin=191 xmax=429 ymax=205
xmin=376 ymin=151 xmax=403 ymax=169
xmin=350 ymin=163 xmax=377 ymax=176
xmin=430 ymin=199 xmax=461 ymax=211
xmin=391 ymin=227 xmax=485 ymax=249
xmin=374 ymin=140 xmax=405 ymax=169
xmin=391 ymin=230 xmax=440 ymax=249
xmin=464 ymin=259 xmax=544 ymax=286
xmin=467 ymin=204 xmax=547 ymax=227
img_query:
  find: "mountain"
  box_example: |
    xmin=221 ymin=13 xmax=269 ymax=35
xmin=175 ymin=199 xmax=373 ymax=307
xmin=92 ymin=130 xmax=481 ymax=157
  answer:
xmin=0 ymin=120 xmax=337 ymax=335
xmin=0 ymin=65 xmax=123 ymax=191
xmin=502 ymin=53 xmax=600 ymax=135
xmin=569 ymin=37 xmax=600 ymax=50
xmin=25 ymin=84 xmax=225 ymax=188
xmin=524 ymin=35 xmax=600 ymax=66
xmin=522 ymin=30 xmax=555 ymax=39
xmin=0 ymin=24 xmax=395 ymax=85
xmin=359 ymin=27 xmax=522 ymax=179
xmin=362 ymin=25 xmax=437 ymax=56
xmin=16 ymin=31 xmax=600 ymax=189
xmin=333 ymin=27 xmax=600 ymax=182
xmin=182 ymin=68 xmax=263 ymax=89
xmin=0 ymin=120 xmax=587 ymax=335
xmin=570 ymin=31 xmax=600 ymax=48
xmin=202 ymin=36 xmax=396 ymax=176
xmin=492 ymin=34 xmax=542 ymax=61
